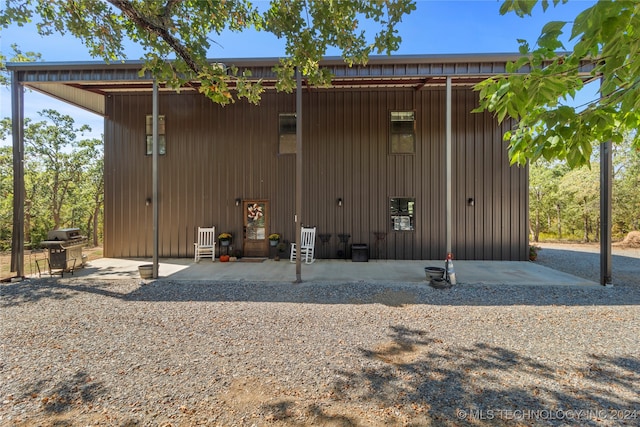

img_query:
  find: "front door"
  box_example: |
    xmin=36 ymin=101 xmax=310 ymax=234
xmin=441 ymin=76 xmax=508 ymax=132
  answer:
xmin=243 ymin=200 xmax=269 ymax=257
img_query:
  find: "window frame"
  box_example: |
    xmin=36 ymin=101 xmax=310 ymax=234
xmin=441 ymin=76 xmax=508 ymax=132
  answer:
xmin=389 ymin=197 xmax=416 ymax=231
xmin=389 ymin=110 xmax=416 ymax=155
xmin=278 ymin=113 xmax=297 ymax=154
xmin=145 ymin=115 xmax=166 ymax=156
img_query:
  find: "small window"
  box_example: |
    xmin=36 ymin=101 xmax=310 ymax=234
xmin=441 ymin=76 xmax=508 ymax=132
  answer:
xmin=145 ymin=115 xmax=166 ymax=155
xmin=390 ymin=111 xmax=415 ymax=154
xmin=279 ymin=113 xmax=296 ymax=154
xmin=390 ymin=197 xmax=415 ymax=231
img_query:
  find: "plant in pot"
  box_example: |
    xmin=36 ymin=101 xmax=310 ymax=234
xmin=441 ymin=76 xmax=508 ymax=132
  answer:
xmin=529 ymin=245 xmax=540 ymax=261
xmin=268 ymin=233 xmax=280 ymax=247
xmin=274 ymin=242 xmax=286 ymax=261
xmin=218 ymin=232 xmax=232 ymax=247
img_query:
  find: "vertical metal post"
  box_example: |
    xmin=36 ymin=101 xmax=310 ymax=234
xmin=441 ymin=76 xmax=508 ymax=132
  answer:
xmin=152 ymin=80 xmax=159 ymax=278
xmin=445 ymin=76 xmax=452 ymax=255
xmin=10 ymin=71 xmax=25 ymax=277
xmin=600 ymin=139 xmax=612 ymax=285
xmin=295 ymin=68 xmax=303 ymax=282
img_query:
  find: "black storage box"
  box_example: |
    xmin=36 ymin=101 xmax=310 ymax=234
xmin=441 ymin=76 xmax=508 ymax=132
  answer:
xmin=351 ymin=243 xmax=369 ymax=262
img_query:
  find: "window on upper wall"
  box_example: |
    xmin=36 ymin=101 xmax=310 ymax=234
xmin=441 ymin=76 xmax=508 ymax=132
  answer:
xmin=279 ymin=113 xmax=296 ymax=154
xmin=389 ymin=111 xmax=415 ymax=154
xmin=145 ymin=115 xmax=166 ymax=155
xmin=390 ymin=197 xmax=415 ymax=231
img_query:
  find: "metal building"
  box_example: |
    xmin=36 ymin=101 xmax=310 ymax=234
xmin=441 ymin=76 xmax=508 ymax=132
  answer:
xmin=7 ymin=54 xmax=598 ymax=267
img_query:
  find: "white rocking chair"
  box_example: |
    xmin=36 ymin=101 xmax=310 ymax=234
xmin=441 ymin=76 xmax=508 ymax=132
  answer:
xmin=290 ymin=226 xmax=316 ymax=264
xmin=194 ymin=226 xmax=216 ymax=262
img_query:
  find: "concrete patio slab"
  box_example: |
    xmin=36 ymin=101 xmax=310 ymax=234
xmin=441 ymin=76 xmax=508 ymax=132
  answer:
xmin=56 ymin=257 xmax=600 ymax=287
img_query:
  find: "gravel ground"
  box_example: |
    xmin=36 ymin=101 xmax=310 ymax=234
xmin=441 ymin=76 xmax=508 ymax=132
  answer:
xmin=534 ymin=242 xmax=640 ymax=287
xmin=1 ymin=244 xmax=639 ymax=426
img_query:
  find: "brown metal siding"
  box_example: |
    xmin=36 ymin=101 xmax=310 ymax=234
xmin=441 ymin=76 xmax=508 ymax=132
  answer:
xmin=104 ymin=88 xmax=527 ymax=260
xmin=451 ymin=89 xmax=527 ymax=260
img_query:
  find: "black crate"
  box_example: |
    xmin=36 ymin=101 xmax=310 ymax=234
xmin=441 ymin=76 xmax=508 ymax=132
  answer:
xmin=351 ymin=244 xmax=369 ymax=262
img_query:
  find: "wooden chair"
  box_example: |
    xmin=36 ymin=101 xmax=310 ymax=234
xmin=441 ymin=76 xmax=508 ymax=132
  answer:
xmin=194 ymin=227 xmax=216 ymax=262
xmin=290 ymin=226 xmax=316 ymax=264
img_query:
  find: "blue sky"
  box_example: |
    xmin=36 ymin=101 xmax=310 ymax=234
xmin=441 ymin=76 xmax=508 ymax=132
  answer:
xmin=1 ymin=0 xmax=598 ymax=143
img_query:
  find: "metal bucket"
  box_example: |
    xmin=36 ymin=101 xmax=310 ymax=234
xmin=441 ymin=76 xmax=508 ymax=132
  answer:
xmin=138 ymin=264 xmax=153 ymax=279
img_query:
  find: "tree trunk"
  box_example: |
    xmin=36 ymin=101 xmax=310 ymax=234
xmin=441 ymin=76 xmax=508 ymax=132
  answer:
xmin=583 ymin=197 xmax=589 ymax=242
xmin=93 ymin=210 xmax=100 ymax=247
xmin=533 ymin=191 xmax=541 ymax=242
xmin=91 ymin=184 xmax=103 ymax=247
xmin=529 ymin=219 xmax=535 ymax=242
xmin=556 ymin=203 xmax=562 ymax=239
xmin=24 ymin=199 xmax=32 ymax=245
xmin=86 ymin=214 xmax=93 ymax=244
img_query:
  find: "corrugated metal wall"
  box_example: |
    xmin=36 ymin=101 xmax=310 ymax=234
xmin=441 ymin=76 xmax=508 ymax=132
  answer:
xmin=104 ymin=87 xmax=527 ymax=260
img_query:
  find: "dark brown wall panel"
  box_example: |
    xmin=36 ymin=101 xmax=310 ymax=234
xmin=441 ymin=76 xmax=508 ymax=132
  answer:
xmin=104 ymin=87 xmax=527 ymax=260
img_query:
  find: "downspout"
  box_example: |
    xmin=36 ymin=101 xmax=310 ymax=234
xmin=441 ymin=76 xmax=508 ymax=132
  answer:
xmin=10 ymin=71 xmax=25 ymax=277
xmin=445 ymin=76 xmax=452 ymax=256
xmin=152 ymin=80 xmax=159 ymax=278
xmin=295 ymin=68 xmax=303 ymax=282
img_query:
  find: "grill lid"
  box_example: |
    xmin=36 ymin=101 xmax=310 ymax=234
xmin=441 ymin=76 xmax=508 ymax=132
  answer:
xmin=46 ymin=228 xmax=82 ymax=241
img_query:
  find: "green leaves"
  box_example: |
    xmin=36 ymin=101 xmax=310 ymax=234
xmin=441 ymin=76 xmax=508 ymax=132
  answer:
xmin=476 ymin=0 xmax=640 ymax=169
xmin=1 ymin=0 xmax=416 ymax=104
xmin=0 ymin=44 xmax=41 ymax=86
xmin=1 ymin=110 xmax=104 ymax=243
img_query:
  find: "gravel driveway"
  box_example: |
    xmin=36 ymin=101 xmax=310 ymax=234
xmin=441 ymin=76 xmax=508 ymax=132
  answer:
xmin=1 ymin=244 xmax=638 ymax=426
xmin=535 ymin=242 xmax=640 ymax=287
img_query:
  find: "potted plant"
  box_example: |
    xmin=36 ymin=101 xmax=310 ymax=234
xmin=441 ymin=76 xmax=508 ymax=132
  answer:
xmin=529 ymin=245 xmax=540 ymax=261
xmin=274 ymin=242 xmax=286 ymax=261
xmin=268 ymin=233 xmax=280 ymax=247
xmin=218 ymin=232 xmax=232 ymax=246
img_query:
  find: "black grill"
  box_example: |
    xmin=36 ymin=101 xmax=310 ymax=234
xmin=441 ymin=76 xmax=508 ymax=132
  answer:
xmin=40 ymin=228 xmax=87 ymax=271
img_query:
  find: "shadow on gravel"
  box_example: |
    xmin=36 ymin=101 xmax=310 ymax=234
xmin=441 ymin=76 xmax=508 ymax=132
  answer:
xmin=331 ymin=325 xmax=640 ymax=426
xmin=21 ymin=372 xmax=106 ymax=415
xmin=2 ymin=277 xmax=640 ymax=307
xmin=0 ymin=279 xmax=133 ymax=308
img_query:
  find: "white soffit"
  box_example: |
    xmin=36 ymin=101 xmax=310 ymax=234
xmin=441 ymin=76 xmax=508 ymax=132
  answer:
xmin=28 ymin=82 xmax=105 ymax=116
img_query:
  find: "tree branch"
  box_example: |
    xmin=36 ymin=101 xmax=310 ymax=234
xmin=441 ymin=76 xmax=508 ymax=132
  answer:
xmin=106 ymin=0 xmax=202 ymax=75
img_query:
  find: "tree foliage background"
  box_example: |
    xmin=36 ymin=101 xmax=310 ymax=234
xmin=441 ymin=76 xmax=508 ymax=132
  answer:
xmin=0 ymin=112 xmax=103 ymax=250
xmin=529 ymin=135 xmax=640 ymax=243
xmin=476 ymin=0 xmax=639 ymax=168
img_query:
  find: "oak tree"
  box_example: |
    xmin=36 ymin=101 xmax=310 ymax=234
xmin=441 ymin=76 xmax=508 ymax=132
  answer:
xmin=1 ymin=0 xmax=416 ymax=103
xmin=475 ymin=0 xmax=639 ymax=168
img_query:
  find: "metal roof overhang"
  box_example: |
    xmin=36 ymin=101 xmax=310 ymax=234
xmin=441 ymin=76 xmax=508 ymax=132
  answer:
xmin=7 ymin=53 xmax=599 ymax=117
